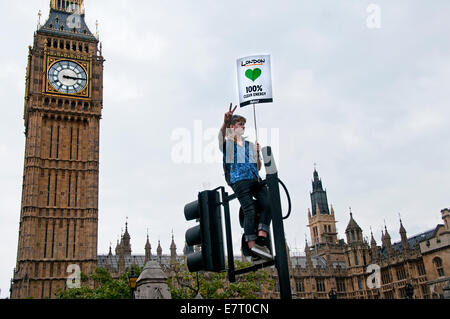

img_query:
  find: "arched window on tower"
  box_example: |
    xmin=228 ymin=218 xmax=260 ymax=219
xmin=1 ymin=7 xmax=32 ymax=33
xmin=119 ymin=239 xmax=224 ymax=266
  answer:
xmin=433 ymin=257 xmax=445 ymax=277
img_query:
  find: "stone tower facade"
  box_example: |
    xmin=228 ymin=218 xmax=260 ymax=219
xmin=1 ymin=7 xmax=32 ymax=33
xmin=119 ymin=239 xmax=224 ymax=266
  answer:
xmin=305 ymin=170 xmax=345 ymax=265
xmin=307 ymin=169 xmax=338 ymax=246
xmin=11 ymin=0 xmax=103 ymax=299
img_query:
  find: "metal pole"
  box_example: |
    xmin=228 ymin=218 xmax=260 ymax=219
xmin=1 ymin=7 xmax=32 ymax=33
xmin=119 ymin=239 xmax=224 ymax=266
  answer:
xmin=262 ymin=146 xmax=292 ymax=300
xmin=221 ymin=187 xmax=236 ymax=283
xmin=253 ymin=104 xmax=258 ymax=143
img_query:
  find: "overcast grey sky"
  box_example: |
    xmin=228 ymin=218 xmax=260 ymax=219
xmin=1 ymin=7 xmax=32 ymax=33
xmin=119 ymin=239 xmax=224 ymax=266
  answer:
xmin=1 ymin=0 xmax=449 ymax=298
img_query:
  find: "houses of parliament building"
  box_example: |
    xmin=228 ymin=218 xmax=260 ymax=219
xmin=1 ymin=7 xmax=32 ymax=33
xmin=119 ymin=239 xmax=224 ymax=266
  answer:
xmin=94 ymin=169 xmax=450 ymax=300
xmin=10 ymin=0 xmax=449 ymax=299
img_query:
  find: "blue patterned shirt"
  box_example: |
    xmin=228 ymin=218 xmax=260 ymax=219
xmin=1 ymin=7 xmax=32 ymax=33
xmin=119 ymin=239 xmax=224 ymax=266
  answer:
xmin=221 ymin=138 xmax=260 ymax=184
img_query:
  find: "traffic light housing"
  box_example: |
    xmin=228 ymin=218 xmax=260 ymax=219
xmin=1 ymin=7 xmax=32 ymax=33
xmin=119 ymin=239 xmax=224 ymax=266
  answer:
xmin=184 ymin=190 xmax=225 ymax=272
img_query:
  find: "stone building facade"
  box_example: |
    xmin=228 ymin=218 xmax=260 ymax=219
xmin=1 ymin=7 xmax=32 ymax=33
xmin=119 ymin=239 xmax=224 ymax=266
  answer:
xmin=100 ymin=171 xmax=449 ymax=299
xmin=11 ymin=0 xmax=103 ymax=299
xmin=97 ymin=223 xmax=183 ymax=278
xmin=266 ymin=170 xmax=450 ymax=299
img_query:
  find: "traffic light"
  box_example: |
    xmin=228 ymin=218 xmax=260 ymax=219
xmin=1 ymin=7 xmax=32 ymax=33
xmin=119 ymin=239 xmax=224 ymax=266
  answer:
xmin=184 ymin=190 xmax=225 ymax=272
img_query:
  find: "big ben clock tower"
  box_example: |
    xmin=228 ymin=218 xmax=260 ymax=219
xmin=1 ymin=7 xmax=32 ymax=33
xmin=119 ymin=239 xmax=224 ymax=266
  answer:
xmin=11 ymin=0 xmax=103 ymax=299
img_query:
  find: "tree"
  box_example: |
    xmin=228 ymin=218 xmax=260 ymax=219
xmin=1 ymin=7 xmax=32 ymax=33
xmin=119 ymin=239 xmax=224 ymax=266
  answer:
xmin=168 ymin=260 xmax=274 ymax=299
xmin=55 ymin=265 xmax=142 ymax=299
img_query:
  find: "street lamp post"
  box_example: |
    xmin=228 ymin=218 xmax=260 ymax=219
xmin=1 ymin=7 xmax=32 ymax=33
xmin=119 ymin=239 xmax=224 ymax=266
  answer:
xmin=128 ymin=269 xmax=138 ymax=299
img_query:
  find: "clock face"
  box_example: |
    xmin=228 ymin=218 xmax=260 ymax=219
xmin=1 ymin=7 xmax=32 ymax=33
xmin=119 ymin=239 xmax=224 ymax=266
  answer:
xmin=48 ymin=60 xmax=88 ymax=94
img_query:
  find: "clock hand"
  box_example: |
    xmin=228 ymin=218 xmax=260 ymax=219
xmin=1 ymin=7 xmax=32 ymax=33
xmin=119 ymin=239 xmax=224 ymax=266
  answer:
xmin=63 ymin=75 xmax=87 ymax=81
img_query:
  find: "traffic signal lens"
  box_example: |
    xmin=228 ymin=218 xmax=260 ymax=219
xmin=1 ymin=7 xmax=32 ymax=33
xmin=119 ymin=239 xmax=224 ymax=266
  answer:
xmin=185 ymin=224 xmax=201 ymax=246
xmin=184 ymin=200 xmax=200 ymax=221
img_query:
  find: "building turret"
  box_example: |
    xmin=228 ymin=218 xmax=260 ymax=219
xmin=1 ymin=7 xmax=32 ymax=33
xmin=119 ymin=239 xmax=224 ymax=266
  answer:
xmin=157 ymin=240 xmax=162 ymax=263
xmin=170 ymin=232 xmax=177 ymax=265
xmin=310 ymin=169 xmax=330 ymax=216
xmin=115 ymin=238 xmax=121 ymax=255
xmin=315 ymin=203 xmax=321 ymax=216
xmin=399 ymin=217 xmax=410 ymax=253
xmin=307 ymin=168 xmax=338 ymax=245
xmin=441 ymin=208 xmax=450 ymax=232
xmin=305 ymin=238 xmax=313 ymax=269
xmin=345 ymin=212 xmax=363 ymax=244
xmin=370 ymin=228 xmax=378 ymax=261
xmin=121 ymin=220 xmax=132 ymax=256
xmin=383 ymin=225 xmax=393 ymax=256
xmin=105 ymin=244 xmax=113 ymax=273
xmin=144 ymin=231 xmax=152 ymax=263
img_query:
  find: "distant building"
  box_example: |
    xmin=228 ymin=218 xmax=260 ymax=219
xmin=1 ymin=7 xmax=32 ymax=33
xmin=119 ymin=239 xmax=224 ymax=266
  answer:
xmin=97 ymin=224 xmax=183 ymax=277
xmin=103 ymin=169 xmax=449 ymax=299
xmin=266 ymin=170 xmax=450 ymax=299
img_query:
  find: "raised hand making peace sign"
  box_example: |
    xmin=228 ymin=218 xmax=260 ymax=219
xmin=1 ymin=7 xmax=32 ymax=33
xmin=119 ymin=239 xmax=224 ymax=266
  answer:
xmin=224 ymin=102 xmax=238 ymax=125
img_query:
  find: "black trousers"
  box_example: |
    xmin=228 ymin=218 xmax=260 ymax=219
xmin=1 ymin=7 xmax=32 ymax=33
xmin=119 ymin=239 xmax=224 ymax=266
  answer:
xmin=231 ymin=179 xmax=271 ymax=242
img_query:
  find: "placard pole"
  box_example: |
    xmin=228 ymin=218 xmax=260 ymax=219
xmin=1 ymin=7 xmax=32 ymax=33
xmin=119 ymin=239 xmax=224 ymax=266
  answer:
xmin=253 ymin=104 xmax=258 ymax=143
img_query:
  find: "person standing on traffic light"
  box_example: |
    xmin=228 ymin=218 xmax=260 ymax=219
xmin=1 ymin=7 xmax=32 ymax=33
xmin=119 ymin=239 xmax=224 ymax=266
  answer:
xmin=218 ymin=103 xmax=272 ymax=260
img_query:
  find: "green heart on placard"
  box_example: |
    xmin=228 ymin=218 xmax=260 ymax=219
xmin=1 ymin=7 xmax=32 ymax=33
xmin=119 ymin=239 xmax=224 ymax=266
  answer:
xmin=245 ymin=68 xmax=262 ymax=82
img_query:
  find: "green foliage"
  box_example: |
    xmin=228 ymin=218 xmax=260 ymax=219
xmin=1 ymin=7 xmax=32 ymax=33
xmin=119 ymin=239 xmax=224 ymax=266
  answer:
xmin=168 ymin=260 xmax=274 ymax=299
xmin=55 ymin=266 xmax=142 ymax=299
